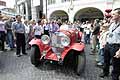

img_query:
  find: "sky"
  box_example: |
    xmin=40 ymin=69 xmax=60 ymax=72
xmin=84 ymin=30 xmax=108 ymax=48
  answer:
xmin=2 ymin=0 xmax=15 ymax=8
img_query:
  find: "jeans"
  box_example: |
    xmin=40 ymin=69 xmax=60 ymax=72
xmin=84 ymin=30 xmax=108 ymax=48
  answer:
xmin=7 ymin=31 xmax=14 ymax=48
xmin=98 ymin=48 xmax=104 ymax=64
xmin=84 ymin=34 xmax=90 ymax=44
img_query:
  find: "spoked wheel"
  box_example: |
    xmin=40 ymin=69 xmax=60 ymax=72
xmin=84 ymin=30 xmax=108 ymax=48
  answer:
xmin=30 ymin=46 xmax=41 ymax=67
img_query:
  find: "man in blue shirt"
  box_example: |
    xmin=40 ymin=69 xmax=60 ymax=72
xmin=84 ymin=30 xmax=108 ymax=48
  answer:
xmin=12 ymin=15 xmax=27 ymax=57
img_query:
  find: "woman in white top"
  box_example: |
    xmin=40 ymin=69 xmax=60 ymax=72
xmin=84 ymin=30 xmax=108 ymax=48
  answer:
xmin=33 ymin=20 xmax=44 ymax=39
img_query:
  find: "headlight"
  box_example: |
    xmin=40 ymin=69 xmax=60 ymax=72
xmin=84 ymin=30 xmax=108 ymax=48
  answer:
xmin=61 ymin=36 xmax=70 ymax=47
xmin=41 ymin=35 xmax=50 ymax=44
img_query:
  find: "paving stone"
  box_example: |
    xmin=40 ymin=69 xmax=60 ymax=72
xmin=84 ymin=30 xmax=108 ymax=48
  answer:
xmin=0 ymin=45 xmax=113 ymax=80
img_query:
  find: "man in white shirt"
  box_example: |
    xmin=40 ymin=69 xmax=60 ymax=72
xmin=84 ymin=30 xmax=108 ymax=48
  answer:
xmin=100 ymin=8 xmax=120 ymax=80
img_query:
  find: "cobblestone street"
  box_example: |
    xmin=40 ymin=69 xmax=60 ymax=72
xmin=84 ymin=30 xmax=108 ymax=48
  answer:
xmin=0 ymin=45 xmax=112 ymax=80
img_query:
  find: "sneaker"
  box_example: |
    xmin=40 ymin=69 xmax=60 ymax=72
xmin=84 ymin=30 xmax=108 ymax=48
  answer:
xmin=95 ymin=59 xmax=100 ymax=63
xmin=96 ymin=63 xmax=104 ymax=68
xmin=97 ymin=62 xmax=103 ymax=66
xmin=16 ymin=54 xmax=22 ymax=57
xmin=22 ymin=53 xmax=27 ymax=55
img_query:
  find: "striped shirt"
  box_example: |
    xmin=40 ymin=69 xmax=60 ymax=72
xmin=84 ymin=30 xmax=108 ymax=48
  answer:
xmin=107 ymin=22 xmax=120 ymax=44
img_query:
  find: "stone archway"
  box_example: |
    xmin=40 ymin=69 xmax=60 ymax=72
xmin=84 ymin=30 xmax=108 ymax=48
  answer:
xmin=74 ymin=7 xmax=104 ymax=22
xmin=50 ymin=10 xmax=69 ymax=22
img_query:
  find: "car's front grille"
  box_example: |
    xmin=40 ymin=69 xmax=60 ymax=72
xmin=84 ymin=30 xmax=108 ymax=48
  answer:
xmin=50 ymin=33 xmax=64 ymax=53
xmin=51 ymin=33 xmax=63 ymax=48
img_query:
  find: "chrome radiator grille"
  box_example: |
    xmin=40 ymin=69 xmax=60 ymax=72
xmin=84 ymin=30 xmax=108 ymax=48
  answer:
xmin=50 ymin=32 xmax=64 ymax=53
xmin=51 ymin=33 xmax=63 ymax=48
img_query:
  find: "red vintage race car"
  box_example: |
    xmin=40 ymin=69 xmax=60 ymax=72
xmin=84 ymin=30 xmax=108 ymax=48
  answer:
xmin=29 ymin=29 xmax=86 ymax=75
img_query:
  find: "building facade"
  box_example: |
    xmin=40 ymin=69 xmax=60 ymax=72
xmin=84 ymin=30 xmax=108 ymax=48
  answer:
xmin=43 ymin=0 xmax=119 ymax=22
xmin=15 ymin=0 xmax=43 ymax=21
xmin=0 ymin=0 xmax=6 ymax=6
xmin=15 ymin=0 xmax=120 ymax=22
xmin=0 ymin=0 xmax=6 ymax=14
xmin=0 ymin=7 xmax=16 ymax=17
xmin=15 ymin=0 xmax=31 ymax=20
xmin=0 ymin=1 xmax=16 ymax=17
xmin=31 ymin=0 xmax=43 ymax=21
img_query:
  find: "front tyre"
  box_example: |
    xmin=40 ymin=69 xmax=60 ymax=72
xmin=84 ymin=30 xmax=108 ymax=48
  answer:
xmin=30 ymin=46 xmax=41 ymax=67
xmin=76 ymin=52 xmax=86 ymax=76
